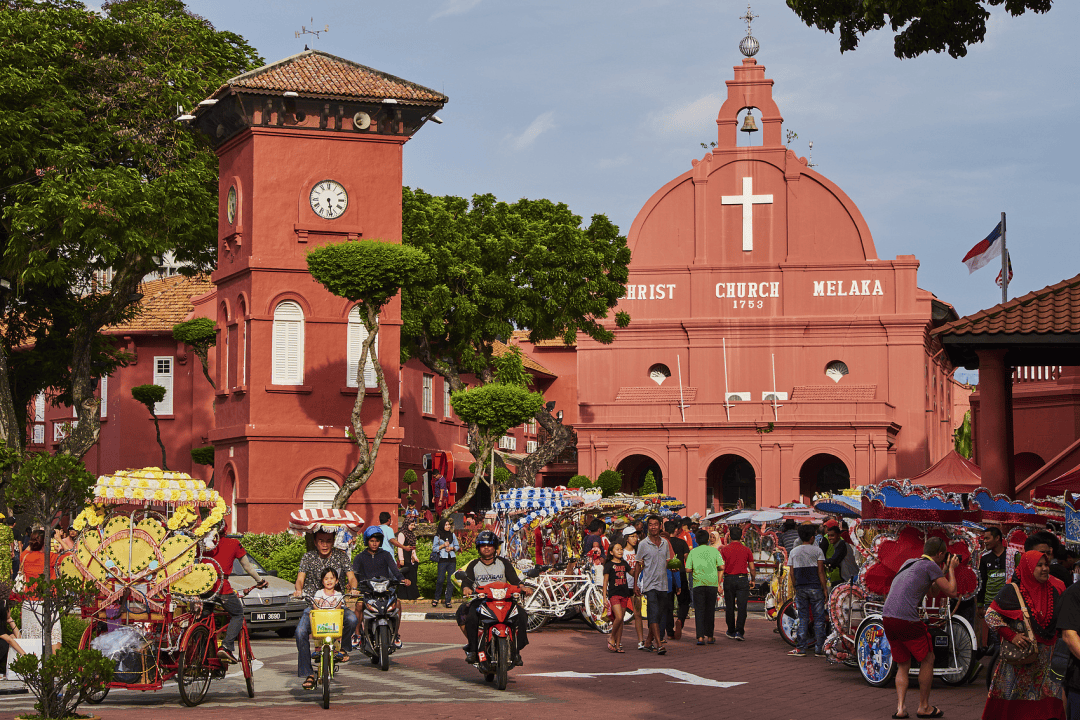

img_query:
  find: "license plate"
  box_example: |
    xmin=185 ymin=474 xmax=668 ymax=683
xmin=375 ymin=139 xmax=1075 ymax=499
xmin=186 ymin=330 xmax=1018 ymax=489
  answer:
xmin=252 ymin=612 xmax=284 ymax=622
xmin=933 ymin=636 xmax=948 ymax=647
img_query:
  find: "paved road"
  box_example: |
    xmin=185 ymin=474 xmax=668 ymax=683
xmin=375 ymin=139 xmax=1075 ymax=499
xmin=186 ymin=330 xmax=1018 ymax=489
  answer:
xmin=0 ymin=615 xmax=990 ymax=720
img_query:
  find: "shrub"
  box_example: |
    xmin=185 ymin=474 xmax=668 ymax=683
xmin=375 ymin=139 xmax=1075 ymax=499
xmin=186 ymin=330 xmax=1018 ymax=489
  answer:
xmin=568 ymin=474 xmax=592 ymax=489
xmin=241 ymin=532 xmax=301 ymax=567
xmin=264 ymin=538 xmax=307 ymax=583
xmin=596 ymin=469 xmax=623 ymax=497
xmin=190 ymin=445 xmax=215 ymax=466
xmin=639 ymin=470 xmax=658 ymax=495
xmin=12 ymin=647 xmax=113 ymax=719
xmin=60 ymin=615 xmax=88 ymax=653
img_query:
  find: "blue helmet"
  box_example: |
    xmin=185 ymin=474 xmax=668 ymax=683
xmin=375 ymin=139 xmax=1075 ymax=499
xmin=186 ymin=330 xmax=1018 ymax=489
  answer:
xmin=475 ymin=530 xmax=500 ymax=548
xmin=363 ymin=526 xmax=384 ymax=542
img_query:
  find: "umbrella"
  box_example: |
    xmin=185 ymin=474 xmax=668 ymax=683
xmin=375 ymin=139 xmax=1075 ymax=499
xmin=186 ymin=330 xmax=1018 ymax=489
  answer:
xmin=288 ymin=508 xmax=365 ymax=536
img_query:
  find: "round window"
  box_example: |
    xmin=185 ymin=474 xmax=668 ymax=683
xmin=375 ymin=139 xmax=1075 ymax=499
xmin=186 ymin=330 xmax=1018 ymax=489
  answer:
xmin=648 ymin=364 xmax=671 ymax=386
xmin=825 ymin=361 xmax=849 ymax=384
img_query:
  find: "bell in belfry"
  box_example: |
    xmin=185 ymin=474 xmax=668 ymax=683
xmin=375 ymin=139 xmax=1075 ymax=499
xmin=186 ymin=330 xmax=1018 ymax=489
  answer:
xmin=740 ymin=111 xmax=758 ymax=134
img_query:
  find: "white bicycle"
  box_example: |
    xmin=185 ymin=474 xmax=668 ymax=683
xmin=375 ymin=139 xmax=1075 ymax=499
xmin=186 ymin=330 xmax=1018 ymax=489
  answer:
xmin=521 ymin=562 xmax=611 ymax=634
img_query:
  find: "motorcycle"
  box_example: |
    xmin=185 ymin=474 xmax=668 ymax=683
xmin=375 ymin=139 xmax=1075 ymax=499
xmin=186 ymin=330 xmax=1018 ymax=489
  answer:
xmin=355 ymin=576 xmax=400 ymax=671
xmin=455 ymin=571 xmax=524 ymax=691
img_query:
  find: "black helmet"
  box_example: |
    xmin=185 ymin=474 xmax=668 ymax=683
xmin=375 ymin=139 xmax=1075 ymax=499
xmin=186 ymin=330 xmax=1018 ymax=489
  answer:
xmin=475 ymin=530 xmax=500 ymax=548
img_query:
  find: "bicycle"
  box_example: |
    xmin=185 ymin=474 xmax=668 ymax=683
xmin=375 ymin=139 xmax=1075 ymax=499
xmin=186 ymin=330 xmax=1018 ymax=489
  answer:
xmin=304 ymin=595 xmax=347 ymax=709
xmin=521 ymin=561 xmax=610 ymax=633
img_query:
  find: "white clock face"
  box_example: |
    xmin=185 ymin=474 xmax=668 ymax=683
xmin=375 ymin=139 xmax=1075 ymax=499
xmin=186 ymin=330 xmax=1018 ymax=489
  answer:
xmin=226 ymin=185 xmax=237 ymax=224
xmin=309 ymin=180 xmax=348 ymax=220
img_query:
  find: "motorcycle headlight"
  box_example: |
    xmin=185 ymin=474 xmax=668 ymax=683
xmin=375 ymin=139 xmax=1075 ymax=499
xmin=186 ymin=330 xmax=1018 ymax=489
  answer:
xmin=489 ymin=587 xmax=507 ymax=600
xmin=371 ymin=581 xmax=390 ymax=593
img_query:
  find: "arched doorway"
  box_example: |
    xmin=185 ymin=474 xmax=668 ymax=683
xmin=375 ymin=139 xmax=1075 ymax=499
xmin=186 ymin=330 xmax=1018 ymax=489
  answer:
xmin=799 ymin=454 xmax=850 ymax=499
xmin=706 ymin=454 xmax=756 ymax=510
xmin=615 ymin=455 xmax=663 ymax=494
xmin=1014 ymin=452 xmax=1045 ymax=486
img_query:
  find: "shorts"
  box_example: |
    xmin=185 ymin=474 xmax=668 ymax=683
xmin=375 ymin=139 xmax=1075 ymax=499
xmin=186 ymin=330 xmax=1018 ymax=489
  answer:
xmin=644 ymin=589 xmax=669 ymax=626
xmin=882 ymin=616 xmax=932 ymax=664
xmin=609 ymin=595 xmax=633 ymax=620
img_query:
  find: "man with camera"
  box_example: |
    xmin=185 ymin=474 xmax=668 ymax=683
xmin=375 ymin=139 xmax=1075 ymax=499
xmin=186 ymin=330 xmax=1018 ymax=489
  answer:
xmin=881 ymin=537 xmax=959 ymax=720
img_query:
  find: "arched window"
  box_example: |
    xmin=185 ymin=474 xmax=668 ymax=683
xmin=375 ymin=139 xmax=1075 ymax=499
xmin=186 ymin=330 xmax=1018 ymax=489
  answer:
xmin=302 ymin=477 xmax=338 ymax=510
xmin=825 ymin=360 xmax=849 ymax=383
xmin=346 ymin=307 xmax=377 ymax=388
xmin=648 ymin=363 xmax=671 ymax=386
xmin=272 ymin=301 xmax=304 ymax=385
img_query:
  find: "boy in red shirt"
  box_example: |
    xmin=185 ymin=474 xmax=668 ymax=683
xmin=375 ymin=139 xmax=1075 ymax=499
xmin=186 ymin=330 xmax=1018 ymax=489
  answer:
xmin=720 ymin=526 xmax=755 ymax=640
xmin=202 ymin=524 xmax=268 ymax=663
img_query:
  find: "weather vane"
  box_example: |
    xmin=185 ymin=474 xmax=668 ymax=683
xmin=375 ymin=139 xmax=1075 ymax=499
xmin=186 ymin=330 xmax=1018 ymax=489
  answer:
xmin=295 ymin=18 xmax=329 ymax=42
xmin=739 ymin=4 xmax=760 ymax=57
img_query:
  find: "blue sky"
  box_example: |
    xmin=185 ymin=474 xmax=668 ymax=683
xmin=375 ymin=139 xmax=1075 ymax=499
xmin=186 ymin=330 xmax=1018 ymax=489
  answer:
xmin=181 ymin=0 xmax=1077 ymax=320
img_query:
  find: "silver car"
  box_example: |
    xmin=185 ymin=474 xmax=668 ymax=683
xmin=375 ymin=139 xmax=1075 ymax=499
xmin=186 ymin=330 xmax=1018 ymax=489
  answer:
xmin=228 ymin=556 xmax=306 ymax=636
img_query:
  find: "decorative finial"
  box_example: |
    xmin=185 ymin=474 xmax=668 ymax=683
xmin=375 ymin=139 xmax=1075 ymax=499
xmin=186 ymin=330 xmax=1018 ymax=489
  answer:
xmin=739 ymin=4 xmax=759 ymax=57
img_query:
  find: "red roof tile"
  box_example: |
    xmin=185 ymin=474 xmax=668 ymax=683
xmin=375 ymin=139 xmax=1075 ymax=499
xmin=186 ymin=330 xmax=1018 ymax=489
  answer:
xmin=790 ymin=384 xmax=877 ymax=401
xmin=616 ymin=387 xmax=698 ymax=403
xmin=107 ymin=275 xmax=213 ymax=334
xmin=932 ymin=273 xmax=1080 ymax=338
xmin=492 ymin=340 xmax=556 ymax=378
xmin=226 ymin=51 xmax=447 ymax=105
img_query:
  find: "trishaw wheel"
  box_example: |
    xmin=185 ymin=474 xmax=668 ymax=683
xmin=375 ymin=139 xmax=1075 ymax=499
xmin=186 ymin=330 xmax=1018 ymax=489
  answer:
xmin=777 ymin=599 xmax=799 ymax=647
xmin=494 ymin=636 xmax=510 ymax=691
xmin=81 ymin=684 xmax=110 ymax=704
xmin=240 ymin=630 xmax=255 ymax=698
xmin=939 ymin=618 xmax=976 ymax=686
xmin=523 ymin=587 xmax=550 ymax=632
xmin=178 ymin=624 xmax=213 ymax=706
xmin=855 ymin=618 xmax=897 ymax=688
xmin=321 ymin=645 xmax=331 ymax=709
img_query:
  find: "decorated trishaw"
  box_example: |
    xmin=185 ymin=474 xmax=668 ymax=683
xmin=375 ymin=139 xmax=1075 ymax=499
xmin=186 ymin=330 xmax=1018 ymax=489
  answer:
xmin=60 ymin=468 xmax=244 ymax=706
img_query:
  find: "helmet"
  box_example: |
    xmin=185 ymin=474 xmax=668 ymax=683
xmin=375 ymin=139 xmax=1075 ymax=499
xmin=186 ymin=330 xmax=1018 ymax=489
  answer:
xmin=363 ymin=526 xmax=385 ymax=542
xmin=475 ymin=531 xmax=500 ymax=549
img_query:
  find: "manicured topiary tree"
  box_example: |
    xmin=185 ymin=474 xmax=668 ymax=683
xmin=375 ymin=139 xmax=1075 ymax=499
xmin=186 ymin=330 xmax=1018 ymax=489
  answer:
xmin=173 ymin=317 xmax=217 ymax=389
xmin=639 ymin=470 xmax=658 ymax=496
xmin=131 ymin=384 xmax=167 ymax=469
xmin=567 ymin=474 xmax=592 ymax=489
xmin=596 ymin=468 xmax=623 ymax=497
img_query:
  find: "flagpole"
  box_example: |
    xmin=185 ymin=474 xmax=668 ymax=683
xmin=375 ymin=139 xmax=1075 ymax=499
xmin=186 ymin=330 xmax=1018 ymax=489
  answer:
xmin=1001 ymin=211 xmax=1007 ymax=304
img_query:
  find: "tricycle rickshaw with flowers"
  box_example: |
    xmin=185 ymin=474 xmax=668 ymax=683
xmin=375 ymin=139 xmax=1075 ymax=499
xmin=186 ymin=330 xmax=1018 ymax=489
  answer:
xmin=59 ymin=467 xmax=252 ymax=706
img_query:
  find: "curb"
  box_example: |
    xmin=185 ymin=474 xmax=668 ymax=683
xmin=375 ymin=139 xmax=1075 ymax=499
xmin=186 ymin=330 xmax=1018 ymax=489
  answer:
xmin=402 ymin=611 xmax=457 ymax=621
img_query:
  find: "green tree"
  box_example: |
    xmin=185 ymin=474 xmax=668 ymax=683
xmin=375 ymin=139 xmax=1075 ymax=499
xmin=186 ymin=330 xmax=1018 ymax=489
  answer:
xmin=639 ymin=470 xmax=657 ymax=496
xmin=401 ymin=188 xmax=631 ymax=494
xmin=596 ymin=468 xmax=623 ymax=497
xmin=0 ymin=1 xmax=260 ymax=475
xmin=954 ymin=410 xmax=973 ymax=459
xmin=131 ymin=384 xmax=168 ymax=469
xmin=306 ymin=239 xmax=432 ymax=508
xmin=173 ymin=317 xmax=217 ymax=389
xmin=786 ymin=0 xmax=1052 ymax=59
xmin=449 ymin=349 xmax=546 ymax=513
xmin=567 ymin=474 xmax=592 ymax=489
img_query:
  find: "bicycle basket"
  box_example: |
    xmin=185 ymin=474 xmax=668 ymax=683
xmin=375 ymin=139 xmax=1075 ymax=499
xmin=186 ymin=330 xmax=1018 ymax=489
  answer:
xmin=311 ymin=609 xmax=344 ymax=639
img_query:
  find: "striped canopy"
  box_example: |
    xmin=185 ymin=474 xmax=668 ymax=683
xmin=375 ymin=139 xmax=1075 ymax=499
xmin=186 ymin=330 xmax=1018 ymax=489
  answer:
xmin=288 ymin=508 xmax=365 ymax=535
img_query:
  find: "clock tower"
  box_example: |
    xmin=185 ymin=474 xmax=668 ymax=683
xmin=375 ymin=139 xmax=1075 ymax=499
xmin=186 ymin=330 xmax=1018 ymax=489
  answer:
xmin=188 ymin=50 xmax=447 ymax=531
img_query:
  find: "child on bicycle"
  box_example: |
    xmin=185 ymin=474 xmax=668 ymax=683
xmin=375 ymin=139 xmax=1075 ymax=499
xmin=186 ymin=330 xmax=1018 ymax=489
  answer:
xmin=313 ymin=568 xmax=345 ymax=609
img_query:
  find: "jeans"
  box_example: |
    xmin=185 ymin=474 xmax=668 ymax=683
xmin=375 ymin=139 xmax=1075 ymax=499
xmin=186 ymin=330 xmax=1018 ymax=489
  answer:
xmin=435 ymin=559 xmax=456 ymax=604
xmin=644 ymin=589 xmax=670 ymax=641
xmin=219 ymin=593 xmax=244 ymax=652
xmin=295 ymin=607 xmax=357 ymax=678
xmin=665 ymin=577 xmax=691 ymax=636
xmin=1069 ymin=689 xmax=1080 ymax=720
xmin=692 ymin=585 xmax=718 ymax=639
xmin=795 ymin=586 xmax=827 ymax=653
xmin=723 ymin=575 xmax=750 ymax=635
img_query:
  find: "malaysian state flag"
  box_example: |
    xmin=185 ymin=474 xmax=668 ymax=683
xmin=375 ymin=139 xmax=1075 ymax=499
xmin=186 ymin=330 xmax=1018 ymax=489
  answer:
xmin=996 ymin=252 xmax=1013 ymax=288
xmin=962 ymin=221 xmax=1003 ymax=273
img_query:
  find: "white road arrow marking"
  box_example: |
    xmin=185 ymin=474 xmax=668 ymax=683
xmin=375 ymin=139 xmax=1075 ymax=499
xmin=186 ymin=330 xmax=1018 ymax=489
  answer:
xmin=523 ymin=668 xmax=745 ymax=688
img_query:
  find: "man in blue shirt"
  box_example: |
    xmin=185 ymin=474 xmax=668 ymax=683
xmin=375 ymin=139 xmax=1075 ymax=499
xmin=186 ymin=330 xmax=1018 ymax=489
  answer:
xmin=377 ymin=511 xmax=413 ymax=557
xmin=353 ymin=526 xmax=409 ymax=649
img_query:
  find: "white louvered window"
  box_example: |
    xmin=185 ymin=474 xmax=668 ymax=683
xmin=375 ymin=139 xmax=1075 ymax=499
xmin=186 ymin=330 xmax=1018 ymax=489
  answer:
xmin=32 ymin=394 xmax=45 ymax=444
xmin=499 ymin=435 xmax=516 ymax=451
xmin=422 ymin=374 xmax=433 ymax=414
xmin=526 ymin=440 xmax=538 ymax=453
xmin=527 ymin=418 xmax=537 ymax=434
xmin=346 ymin=307 xmax=377 ymax=388
xmin=241 ymin=320 xmax=248 ymax=386
xmin=302 ymin=477 xmax=338 ymax=510
xmin=443 ymin=380 xmax=452 ymax=417
xmin=100 ymin=375 xmax=108 ymax=418
xmin=153 ymin=357 xmax=174 ymax=415
xmin=272 ymin=301 xmax=304 ymax=385
xmin=54 ymin=420 xmax=77 ymax=442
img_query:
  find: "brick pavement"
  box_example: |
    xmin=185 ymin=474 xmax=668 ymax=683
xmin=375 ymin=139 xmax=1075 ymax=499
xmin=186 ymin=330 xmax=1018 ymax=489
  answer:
xmin=0 ymin=615 xmax=990 ymax=720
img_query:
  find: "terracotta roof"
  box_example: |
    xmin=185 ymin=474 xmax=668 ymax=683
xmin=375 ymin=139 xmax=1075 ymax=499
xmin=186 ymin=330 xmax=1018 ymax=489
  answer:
xmin=226 ymin=51 xmax=447 ymax=105
xmin=616 ymin=387 xmax=698 ymax=403
xmin=790 ymin=384 xmax=877 ymax=401
xmin=491 ymin=340 xmax=556 ymax=378
xmin=107 ymin=274 xmax=213 ymax=334
xmin=510 ymin=329 xmax=576 ymax=348
xmin=932 ymin=273 xmax=1080 ymax=338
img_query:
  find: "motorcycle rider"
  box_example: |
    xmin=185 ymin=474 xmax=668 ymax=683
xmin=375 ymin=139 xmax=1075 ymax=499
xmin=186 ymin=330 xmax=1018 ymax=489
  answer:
xmin=352 ymin=526 xmax=410 ymax=649
xmin=456 ymin=530 xmax=532 ymax=666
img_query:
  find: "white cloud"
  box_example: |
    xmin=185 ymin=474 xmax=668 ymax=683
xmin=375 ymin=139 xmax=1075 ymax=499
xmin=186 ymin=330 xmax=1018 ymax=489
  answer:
xmin=508 ymin=111 xmax=556 ymax=151
xmin=648 ymin=93 xmax=722 ymax=135
xmin=597 ymin=155 xmax=632 ymax=170
xmin=431 ymin=0 xmax=482 ymax=20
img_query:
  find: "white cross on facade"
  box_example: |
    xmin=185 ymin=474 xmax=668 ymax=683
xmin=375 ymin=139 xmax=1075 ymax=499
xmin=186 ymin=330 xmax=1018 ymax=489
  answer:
xmin=721 ymin=176 xmax=773 ymax=251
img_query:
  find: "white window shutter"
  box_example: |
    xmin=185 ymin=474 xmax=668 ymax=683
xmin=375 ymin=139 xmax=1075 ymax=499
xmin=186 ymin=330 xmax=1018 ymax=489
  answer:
xmin=100 ymin=376 xmax=108 ymax=418
xmin=241 ymin=321 xmax=248 ymax=386
xmin=347 ymin=307 xmax=377 ymax=388
xmin=153 ymin=357 xmax=174 ymax=415
xmin=273 ymin=301 xmax=304 ymax=385
xmin=303 ymin=478 xmax=339 ymax=510
xmin=34 ymin=394 xmax=44 ymax=422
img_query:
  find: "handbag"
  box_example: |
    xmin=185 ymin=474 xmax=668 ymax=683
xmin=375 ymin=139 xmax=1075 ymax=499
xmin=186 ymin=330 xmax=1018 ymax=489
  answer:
xmin=999 ymin=582 xmax=1039 ymax=666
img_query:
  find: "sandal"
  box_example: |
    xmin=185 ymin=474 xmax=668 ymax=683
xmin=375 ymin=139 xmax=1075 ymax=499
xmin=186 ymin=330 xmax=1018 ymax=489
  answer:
xmin=431 ymin=600 xmax=438 ymax=607
xmin=616 ymin=645 xmax=625 ymax=653
xmin=656 ymin=644 xmax=667 ymax=656
xmin=302 ymin=675 xmax=316 ymax=690
xmin=916 ymin=709 xmax=943 ymax=719
xmin=607 ymin=642 xmax=618 ymax=653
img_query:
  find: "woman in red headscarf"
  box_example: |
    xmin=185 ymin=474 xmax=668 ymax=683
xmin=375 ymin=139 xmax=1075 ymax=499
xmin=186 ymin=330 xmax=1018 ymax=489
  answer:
xmin=982 ymin=550 xmax=1065 ymax=720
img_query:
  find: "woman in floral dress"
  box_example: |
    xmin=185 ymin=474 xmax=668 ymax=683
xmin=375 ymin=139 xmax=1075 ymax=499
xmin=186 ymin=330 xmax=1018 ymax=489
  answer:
xmin=982 ymin=550 xmax=1064 ymax=720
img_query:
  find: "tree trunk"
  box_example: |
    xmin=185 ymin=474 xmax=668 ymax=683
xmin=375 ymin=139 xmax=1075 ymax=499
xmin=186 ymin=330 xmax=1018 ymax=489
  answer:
xmin=442 ymin=436 xmax=494 ymax=517
xmin=333 ymin=305 xmax=393 ymax=508
xmin=514 ymin=409 xmax=576 ymax=488
xmin=150 ymin=407 xmax=167 ymax=469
